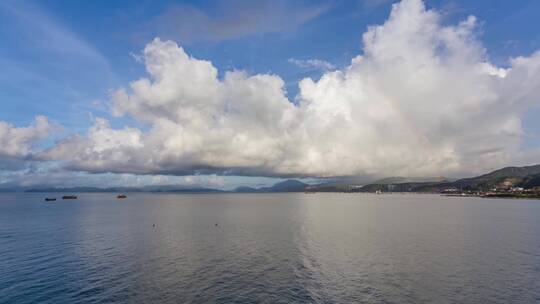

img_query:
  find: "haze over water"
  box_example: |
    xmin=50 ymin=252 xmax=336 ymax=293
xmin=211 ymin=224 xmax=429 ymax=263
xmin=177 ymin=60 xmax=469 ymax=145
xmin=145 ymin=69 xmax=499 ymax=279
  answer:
xmin=1 ymin=193 xmax=539 ymax=303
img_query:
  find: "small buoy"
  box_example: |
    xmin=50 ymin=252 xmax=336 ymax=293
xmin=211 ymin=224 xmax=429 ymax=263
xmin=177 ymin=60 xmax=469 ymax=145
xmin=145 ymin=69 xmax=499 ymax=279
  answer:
xmin=215 ymin=223 xmax=218 ymax=227
xmin=152 ymin=224 xmax=155 ymax=228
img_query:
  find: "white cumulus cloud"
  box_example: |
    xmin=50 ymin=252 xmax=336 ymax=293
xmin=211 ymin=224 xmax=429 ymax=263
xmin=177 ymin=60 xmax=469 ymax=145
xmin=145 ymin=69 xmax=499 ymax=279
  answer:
xmin=0 ymin=116 xmax=52 ymax=169
xmin=45 ymin=0 xmax=540 ymax=178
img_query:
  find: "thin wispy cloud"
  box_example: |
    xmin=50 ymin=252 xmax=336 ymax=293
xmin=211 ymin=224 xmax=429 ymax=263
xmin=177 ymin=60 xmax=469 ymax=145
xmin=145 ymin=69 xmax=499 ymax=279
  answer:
xmin=0 ymin=0 xmax=118 ymax=128
xmin=0 ymin=1 xmax=112 ymax=74
xmin=288 ymin=58 xmax=336 ymax=71
xmin=145 ymin=0 xmax=331 ymax=44
xmin=361 ymin=0 xmax=394 ymax=9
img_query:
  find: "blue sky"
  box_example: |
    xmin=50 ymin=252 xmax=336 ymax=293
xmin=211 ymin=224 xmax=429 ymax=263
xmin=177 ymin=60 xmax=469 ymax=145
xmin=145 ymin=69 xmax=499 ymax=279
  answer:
xmin=1 ymin=0 xmax=540 ymax=189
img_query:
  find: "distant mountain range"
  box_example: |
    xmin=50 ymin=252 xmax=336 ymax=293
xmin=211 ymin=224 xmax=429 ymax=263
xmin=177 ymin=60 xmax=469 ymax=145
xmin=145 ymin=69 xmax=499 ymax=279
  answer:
xmin=372 ymin=176 xmax=450 ymax=184
xmin=243 ymin=164 xmax=540 ymax=193
xmin=21 ymin=186 xmax=226 ymax=194
xmin=358 ymin=164 xmax=540 ymax=193
xmin=2 ymin=164 xmax=540 ymax=193
xmin=234 ymin=179 xmax=308 ymax=192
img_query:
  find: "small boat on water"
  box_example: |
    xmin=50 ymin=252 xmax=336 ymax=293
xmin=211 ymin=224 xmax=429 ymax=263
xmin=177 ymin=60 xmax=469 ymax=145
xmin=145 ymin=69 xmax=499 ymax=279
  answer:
xmin=44 ymin=198 xmax=56 ymax=201
xmin=62 ymin=195 xmax=77 ymax=199
xmin=117 ymin=194 xmax=127 ymax=199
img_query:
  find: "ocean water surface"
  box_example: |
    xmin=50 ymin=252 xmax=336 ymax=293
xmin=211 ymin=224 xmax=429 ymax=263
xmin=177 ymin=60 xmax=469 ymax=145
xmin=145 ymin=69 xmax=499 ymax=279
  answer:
xmin=0 ymin=193 xmax=539 ymax=303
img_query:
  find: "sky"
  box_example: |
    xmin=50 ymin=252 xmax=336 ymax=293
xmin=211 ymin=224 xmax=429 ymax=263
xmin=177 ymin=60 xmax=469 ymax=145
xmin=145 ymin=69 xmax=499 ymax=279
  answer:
xmin=1 ymin=0 xmax=540 ymax=189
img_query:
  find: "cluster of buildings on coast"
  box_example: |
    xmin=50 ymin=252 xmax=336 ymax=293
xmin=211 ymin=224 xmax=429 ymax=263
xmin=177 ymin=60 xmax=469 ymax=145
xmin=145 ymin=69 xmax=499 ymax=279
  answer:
xmin=441 ymin=186 xmax=540 ymax=198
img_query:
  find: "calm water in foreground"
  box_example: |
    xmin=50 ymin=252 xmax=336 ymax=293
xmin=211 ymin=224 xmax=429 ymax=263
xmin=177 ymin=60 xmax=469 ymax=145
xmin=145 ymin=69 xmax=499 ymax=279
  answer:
xmin=0 ymin=193 xmax=539 ymax=303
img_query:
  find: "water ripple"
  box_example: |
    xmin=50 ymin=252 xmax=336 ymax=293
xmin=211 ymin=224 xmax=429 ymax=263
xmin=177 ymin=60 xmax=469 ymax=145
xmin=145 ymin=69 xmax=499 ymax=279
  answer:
xmin=0 ymin=193 xmax=539 ymax=303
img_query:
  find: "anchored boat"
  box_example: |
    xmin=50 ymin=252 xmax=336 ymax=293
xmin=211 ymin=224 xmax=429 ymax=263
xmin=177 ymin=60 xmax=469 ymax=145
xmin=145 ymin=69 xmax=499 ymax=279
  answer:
xmin=62 ymin=195 xmax=77 ymax=199
xmin=117 ymin=194 xmax=127 ymax=199
xmin=44 ymin=198 xmax=56 ymax=201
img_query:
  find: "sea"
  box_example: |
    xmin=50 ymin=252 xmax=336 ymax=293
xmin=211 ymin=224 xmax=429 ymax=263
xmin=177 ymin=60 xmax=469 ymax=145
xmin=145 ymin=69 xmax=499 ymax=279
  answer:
xmin=1 ymin=193 xmax=539 ymax=303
